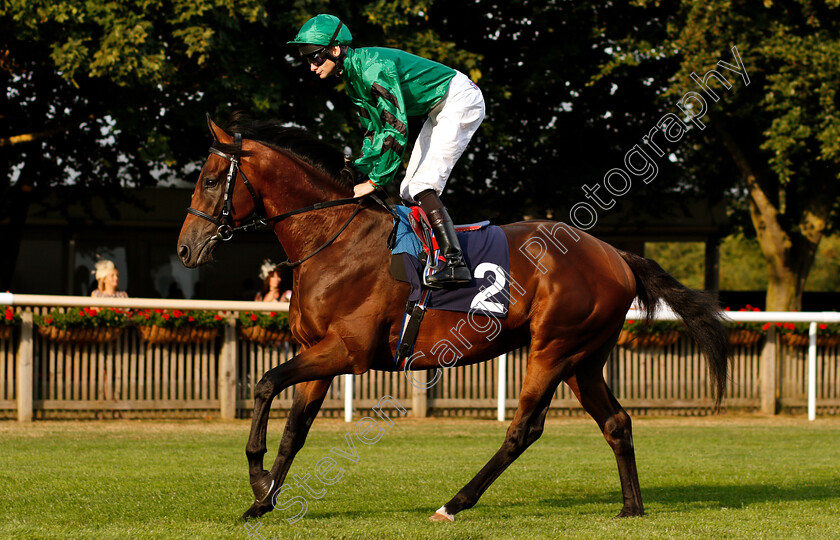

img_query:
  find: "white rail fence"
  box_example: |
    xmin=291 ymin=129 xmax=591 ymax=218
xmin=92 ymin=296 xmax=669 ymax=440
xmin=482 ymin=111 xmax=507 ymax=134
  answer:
xmin=628 ymin=309 xmax=840 ymax=421
xmin=1 ymin=294 xmax=839 ymax=422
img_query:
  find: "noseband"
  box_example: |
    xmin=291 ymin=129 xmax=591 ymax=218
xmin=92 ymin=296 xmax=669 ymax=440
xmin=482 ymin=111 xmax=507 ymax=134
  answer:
xmin=186 ymin=132 xmax=398 ymax=268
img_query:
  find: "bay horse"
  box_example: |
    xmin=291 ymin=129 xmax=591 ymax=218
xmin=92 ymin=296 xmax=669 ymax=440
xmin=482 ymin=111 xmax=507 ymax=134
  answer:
xmin=177 ymin=114 xmax=728 ymax=522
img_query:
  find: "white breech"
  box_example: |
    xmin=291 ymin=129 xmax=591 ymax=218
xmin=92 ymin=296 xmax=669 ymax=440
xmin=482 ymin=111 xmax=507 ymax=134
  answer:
xmin=400 ymin=71 xmax=486 ymax=203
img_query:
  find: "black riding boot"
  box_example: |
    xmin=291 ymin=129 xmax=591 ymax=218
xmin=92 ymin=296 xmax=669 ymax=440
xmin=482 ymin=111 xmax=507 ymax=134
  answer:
xmin=416 ymin=190 xmax=472 ymax=288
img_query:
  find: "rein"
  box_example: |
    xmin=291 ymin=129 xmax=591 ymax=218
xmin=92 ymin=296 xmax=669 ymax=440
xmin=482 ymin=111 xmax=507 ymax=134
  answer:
xmin=186 ymin=133 xmax=399 ymax=269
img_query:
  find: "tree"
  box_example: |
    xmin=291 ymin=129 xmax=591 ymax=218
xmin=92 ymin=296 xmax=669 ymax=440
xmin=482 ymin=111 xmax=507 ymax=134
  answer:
xmin=601 ymin=0 xmax=840 ymax=310
xmin=427 ymin=0 xmax=695 ymax=223
xmin=12 ymin=0 xmax=812 ymax=307
xmin=1 ymin=0 xmax=276 ymax=288
xmin=0 ymin=0 xmax=480 ymax=289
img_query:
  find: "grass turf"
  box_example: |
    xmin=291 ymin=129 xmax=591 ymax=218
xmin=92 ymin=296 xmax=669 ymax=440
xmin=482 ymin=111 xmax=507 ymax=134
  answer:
xmin=0 ymin=416 xmax=838 ymax=539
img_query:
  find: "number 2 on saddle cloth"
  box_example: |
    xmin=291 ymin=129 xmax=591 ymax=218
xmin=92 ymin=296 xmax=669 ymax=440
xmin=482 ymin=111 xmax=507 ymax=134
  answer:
xmin=390 ymin=205 xmax=513 ymax=368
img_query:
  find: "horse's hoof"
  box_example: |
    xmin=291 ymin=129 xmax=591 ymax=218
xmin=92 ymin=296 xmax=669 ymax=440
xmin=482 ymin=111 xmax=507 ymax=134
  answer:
xmin=429 ymin=507 xmax=455 ymax=522
xmin=251 ymin=473 xmax=275 ymax=503
xmin=241 ymin=501 xmax=272 ymax=520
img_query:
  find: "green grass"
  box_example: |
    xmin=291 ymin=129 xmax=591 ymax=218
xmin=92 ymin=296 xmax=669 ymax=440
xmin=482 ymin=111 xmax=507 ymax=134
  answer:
xmin=1 ymin=416 xmax=839 ymax=539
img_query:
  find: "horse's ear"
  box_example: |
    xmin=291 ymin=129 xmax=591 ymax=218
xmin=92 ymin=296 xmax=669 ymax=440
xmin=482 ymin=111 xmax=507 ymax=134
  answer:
xmin=206 ymin=113 xmax=232 ymax=144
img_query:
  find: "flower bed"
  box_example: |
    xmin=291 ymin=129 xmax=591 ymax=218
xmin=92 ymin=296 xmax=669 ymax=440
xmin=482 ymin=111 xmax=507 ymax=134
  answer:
xmin=617 ymin=319 xmax=684 ymax=348
xmin=239 ymin=311 xmax=295 ymax=345
xmin=136 ymin=326 xmax=220 ymax=344
xmin=725 ymin=306 xmax=765 ymax=347
xmin=1 ymin=307 xmax=21 ymax=340
xmin=772 ymin=321 xmax=840 ymax=347
xmin=131 ymin=309 xmax=224 ymax=344
xmin=38 ymin=326 xmax=124 ymax=343
xmin=35 ymin=307 xmax=127 ymax=343
xmin=728 ymin=329 xmax=764 ymax=347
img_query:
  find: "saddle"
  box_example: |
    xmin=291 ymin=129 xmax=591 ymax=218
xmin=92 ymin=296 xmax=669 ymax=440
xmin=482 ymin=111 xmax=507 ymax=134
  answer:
xmin=388 ymin=205 xmax=508 ymax=369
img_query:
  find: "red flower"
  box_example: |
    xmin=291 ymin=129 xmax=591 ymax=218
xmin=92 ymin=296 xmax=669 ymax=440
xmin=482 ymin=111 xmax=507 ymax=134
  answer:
xmin=173 ymin=310 xmax=183 ymax=318
xmin=250 ymin=314 xmax=258 ymax=321
xmin=269 ymin=312 xmax=277 ymax=317
xmin=819 ymin=324 xmax=827 ymax=330
xmin=627 ymin=320 xmax=635 ymax=325
xmin=214 ymin=314 xmax=222 ymax=321
xmin=188 ymin=316 xmax=195 ymax=322
xmin=784 ymin=323 xmax=796 ymax=331
xmin=78 ymin=310 xmax=85 ymax=317
xmin=162 ymin=314 xmax=170 ymax=320
xmin=762 ymin=322 xmax=771 ymax=331
xmin=4 ymin=310 xmax=12 ymax=321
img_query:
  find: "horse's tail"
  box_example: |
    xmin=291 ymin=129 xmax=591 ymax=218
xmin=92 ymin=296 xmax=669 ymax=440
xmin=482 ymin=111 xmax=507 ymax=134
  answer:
xmin=619 ymin=250 xmax=729 ymax=409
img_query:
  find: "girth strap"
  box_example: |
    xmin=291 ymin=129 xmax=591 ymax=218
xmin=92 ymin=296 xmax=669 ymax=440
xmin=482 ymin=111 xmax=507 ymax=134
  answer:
xmin=394 ymin=289 xmax=431 ymax=369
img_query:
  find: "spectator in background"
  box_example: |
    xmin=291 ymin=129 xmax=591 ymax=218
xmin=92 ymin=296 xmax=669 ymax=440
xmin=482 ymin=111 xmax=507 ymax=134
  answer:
xmin=254 ymin=259 xmax=291 ymax=302
xmin=90 ymin=259 xmax=128 ymax=298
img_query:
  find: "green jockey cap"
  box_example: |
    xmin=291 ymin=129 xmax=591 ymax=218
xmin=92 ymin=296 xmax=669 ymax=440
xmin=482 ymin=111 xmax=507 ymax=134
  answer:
xmin=288 ymin=14 xmax=353 ymax=49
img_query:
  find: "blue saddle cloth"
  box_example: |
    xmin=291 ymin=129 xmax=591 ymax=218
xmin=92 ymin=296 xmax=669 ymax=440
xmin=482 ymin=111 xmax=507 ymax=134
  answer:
xmin=391 ymin=206 xmax=426 ymax=257
xmin=391 ymin=206 xmax=511 ymax=319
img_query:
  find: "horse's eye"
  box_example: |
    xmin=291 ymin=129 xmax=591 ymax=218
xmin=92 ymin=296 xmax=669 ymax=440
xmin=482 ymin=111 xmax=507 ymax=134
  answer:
xmin=204 ymin=176 xmax=219 ymax=189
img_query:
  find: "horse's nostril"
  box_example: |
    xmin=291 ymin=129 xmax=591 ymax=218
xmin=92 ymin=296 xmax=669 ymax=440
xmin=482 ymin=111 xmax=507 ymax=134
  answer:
xmin=178 ymin=244 xmax=190 ymax=261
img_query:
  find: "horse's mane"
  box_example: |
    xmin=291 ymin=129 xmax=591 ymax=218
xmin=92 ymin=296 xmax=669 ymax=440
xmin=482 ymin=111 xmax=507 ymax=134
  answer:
xmin=212 ymin=112 xmax=351 ymax=189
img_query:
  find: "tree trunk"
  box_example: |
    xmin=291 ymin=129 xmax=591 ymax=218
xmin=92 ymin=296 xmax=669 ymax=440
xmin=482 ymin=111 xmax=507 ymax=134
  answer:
xmin=748 ymin=198 xmax=821 ymax=311
xmin=716 ymin=121 xmax=823 ymax=311
xmin=762 ymin=248 xmax=813 ymax=311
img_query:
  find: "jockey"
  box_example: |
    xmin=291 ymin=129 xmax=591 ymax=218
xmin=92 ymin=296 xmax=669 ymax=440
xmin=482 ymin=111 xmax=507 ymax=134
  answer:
xmin=288 ymin=14 xmax=485 ymax=288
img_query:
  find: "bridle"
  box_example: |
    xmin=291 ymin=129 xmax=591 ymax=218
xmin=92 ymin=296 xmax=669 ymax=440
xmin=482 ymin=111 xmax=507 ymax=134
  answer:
xmin=186 ymin=132 xmax=398 ymax=268
xmin=186 ymin=133 xmax=262 ymax=242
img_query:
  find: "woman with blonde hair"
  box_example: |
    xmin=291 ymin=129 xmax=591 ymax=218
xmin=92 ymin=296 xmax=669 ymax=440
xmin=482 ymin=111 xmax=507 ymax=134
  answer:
xmin=90 ymin=259 xmax=128 ymax=298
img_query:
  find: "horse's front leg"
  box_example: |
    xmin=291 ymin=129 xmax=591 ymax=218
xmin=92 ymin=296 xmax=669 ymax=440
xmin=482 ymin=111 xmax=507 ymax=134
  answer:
xmin=243 ymin=333 xmax=350 ymax=511
xmin=242 ymin=378 xmax=333 ymax=519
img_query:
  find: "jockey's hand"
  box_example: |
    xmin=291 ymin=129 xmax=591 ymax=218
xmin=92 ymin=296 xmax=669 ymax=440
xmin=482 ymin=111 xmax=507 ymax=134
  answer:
xmin=353 ymin=181 xmax=377 ymax=198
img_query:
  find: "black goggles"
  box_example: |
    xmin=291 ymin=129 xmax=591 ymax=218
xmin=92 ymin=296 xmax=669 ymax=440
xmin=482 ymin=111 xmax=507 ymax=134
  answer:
xmin=303 ymin=47 xmax=330 ymax=67
xmin=301 ymin=21 xmax=343 ymax=67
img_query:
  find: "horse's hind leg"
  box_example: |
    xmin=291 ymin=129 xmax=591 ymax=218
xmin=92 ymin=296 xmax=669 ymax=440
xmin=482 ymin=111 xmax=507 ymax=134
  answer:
xmin=567 ymin=366 xmax=644 ymax=517
xmin=431 ymin=363 xmax=564 ymax=522
xmin=242 ymin=378 xmax=332 ymax=519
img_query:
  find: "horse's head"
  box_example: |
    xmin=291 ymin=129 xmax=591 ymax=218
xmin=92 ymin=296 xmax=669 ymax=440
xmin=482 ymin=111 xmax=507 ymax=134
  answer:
xmin=178 ymin=116 xmax=263 ymax=268
xmin=178 ymin=113 xmax=355 ymax=269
